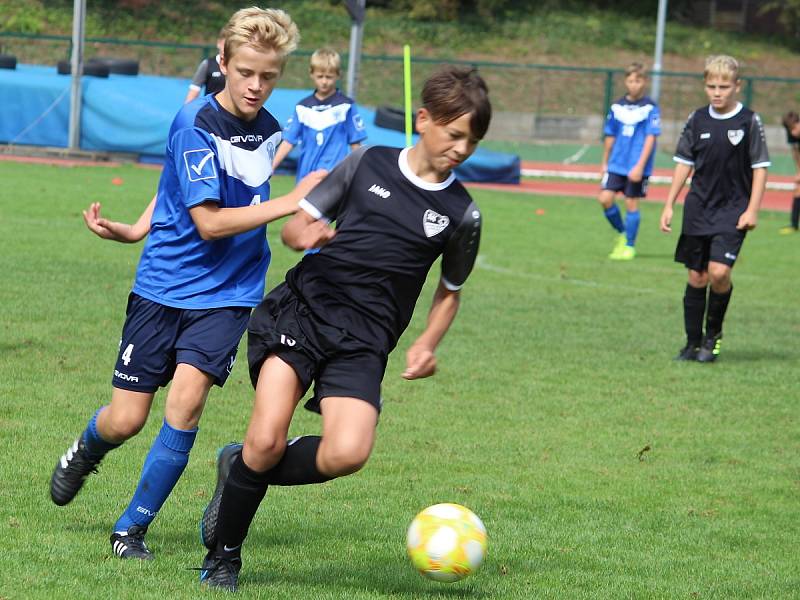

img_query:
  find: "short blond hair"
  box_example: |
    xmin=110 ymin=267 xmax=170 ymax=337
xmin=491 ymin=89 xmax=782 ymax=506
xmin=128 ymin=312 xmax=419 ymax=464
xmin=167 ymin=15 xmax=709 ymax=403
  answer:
xmin=624 ymin=62 xmax=647 ymax=78
xmin=310 ymin=48 xmax=341 ymax=75
xmin=704 ymin=55 xmax=739 ymax=81
xmin=223 ymin=7 xmax=299 ymax=70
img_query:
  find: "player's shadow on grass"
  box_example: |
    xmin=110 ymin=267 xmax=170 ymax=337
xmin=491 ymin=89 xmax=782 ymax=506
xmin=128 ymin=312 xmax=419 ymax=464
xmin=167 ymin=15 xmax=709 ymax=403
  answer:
xmin=243 ymin=562 xmax=486 ymax=598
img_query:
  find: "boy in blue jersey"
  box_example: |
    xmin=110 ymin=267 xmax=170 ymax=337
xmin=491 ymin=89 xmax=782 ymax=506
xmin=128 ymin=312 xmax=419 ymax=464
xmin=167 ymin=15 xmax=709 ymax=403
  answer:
xmin=597 ymin=62 xmax=661 ymax=260
xmin=272 ymin=48 xmax=367 ymax=179
xmin=49 ymin=7 xmax=324 ymax=561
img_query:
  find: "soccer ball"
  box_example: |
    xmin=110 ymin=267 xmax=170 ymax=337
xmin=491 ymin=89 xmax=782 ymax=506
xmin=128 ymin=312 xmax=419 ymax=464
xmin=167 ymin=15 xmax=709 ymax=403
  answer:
xmin=406 ymin=503 xmax=487 ymax=582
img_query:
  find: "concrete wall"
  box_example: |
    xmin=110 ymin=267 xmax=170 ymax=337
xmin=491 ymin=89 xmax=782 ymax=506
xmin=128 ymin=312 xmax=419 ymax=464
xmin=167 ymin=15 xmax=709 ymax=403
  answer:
xmin=486 ymin=110 xmax=790 ymax=154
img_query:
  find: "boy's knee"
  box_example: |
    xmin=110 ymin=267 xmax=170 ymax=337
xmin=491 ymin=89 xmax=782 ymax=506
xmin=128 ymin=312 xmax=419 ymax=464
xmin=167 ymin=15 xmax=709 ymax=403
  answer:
xmin=317 ymin=439 xmax=371 ymax=477
xmin=104 ymin=411 xmax=147 ymax=441
xmin=243 ymin=433 xmax=287 ymax=472
xmin=687 ymin=271 xmax=708 ymax=288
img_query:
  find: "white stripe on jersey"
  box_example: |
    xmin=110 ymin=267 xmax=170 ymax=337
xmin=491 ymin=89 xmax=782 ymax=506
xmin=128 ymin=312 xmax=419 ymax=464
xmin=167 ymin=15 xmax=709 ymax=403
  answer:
xmin=296 ymin=103 xmax=351 ymax=132
xmin=211 ymin=131 xmax=281 ymax=188
xmin=610 ymin=103 xmax=655 ymax=126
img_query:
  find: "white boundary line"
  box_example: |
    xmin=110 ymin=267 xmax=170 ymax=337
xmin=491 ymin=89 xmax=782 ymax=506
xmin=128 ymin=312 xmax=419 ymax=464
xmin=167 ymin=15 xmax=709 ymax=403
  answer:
xmin=520 ymin=168 xmax=794 ymax=191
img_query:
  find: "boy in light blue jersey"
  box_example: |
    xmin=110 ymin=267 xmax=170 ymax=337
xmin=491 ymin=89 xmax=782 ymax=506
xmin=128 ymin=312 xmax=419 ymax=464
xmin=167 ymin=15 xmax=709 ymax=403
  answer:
xmin=272 ymin=47 xmax=367 ymax=180
xmin=50 ymin=7 xmax=324 ymax=561
xmin=598 ymin=62 xmax=661 ymax=260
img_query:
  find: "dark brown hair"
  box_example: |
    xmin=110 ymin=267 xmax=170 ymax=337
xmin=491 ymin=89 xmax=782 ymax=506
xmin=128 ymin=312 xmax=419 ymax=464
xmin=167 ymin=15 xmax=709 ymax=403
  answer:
xmin=783 ymin=111 xmax=799 ymax=131
xmin=421 ymin=66 xmax=491 ymax=140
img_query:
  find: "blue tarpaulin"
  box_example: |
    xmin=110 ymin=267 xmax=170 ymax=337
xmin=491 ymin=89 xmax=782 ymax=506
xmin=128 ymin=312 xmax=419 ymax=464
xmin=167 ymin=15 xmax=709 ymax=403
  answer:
xmin=0 ymin=64 xmax=519 ymax=183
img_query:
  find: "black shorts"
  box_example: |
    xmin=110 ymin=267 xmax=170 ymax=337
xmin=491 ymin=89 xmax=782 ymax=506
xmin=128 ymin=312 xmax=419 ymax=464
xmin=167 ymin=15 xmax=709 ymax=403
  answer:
xmin=112 ymin=293 xmax=249 ymax=392
xmin=674 ymin=231 xmax=747 ymax=271
xmin=247 ymin=283 xmax=386 ymax=414
xmin=601 ymin=172 xmax=649 ymax=198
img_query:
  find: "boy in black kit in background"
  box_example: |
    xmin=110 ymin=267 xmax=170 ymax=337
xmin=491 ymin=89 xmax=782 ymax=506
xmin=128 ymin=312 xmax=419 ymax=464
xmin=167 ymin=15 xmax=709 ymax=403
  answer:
xmin=779 ymin=110 xmax=800 ymax=234
xmin=660 ymin=55 xmax=770 ymax=362
xmin=196 ymin=66 xmax=490 ymax=592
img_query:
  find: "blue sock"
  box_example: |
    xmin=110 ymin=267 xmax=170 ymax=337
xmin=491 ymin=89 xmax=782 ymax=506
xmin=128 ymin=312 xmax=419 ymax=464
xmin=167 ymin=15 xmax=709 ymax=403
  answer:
xmin=625 ymin=210 xmax=640 ymax=246
xmin=113 ymin=419 xmax=197 ymax=533
xmin=603 ymin=205 xmax=625 ymax=233
xmin=82 ymin=407 xmax=120 ymax=460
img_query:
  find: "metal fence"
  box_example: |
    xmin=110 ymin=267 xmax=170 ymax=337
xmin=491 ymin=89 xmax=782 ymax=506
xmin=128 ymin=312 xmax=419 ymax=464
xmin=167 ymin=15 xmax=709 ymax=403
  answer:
xmin=2 ymin=31 xmax=798 ymax=132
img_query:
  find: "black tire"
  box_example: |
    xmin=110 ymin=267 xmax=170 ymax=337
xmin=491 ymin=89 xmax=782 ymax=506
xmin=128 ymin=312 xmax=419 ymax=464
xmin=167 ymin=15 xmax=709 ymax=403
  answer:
xmin=56 ymin=60 xmax=110 ymax=78
xmin=375 ymin=105 xmax=417 ymax=133
xmin=0 ymin=54 xmax=17 ymax=69
xmin=87 ymin=57 xmax=139 ymax=75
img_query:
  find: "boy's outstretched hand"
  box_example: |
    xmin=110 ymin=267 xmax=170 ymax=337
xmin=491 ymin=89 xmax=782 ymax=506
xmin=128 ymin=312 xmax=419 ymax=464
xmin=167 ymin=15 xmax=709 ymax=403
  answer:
xmin=402 ymin=344 xmax=437 ymax=380
xmin=83 ymin=202 xmax=143 ymax=243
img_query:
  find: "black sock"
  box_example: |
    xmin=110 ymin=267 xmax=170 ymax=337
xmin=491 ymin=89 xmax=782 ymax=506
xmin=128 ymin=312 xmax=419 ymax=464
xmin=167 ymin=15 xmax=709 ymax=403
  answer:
xmin=791 ymin=197 xmax=800 ymax=229
xmin=705 ymin=285 xmax=733 ymax=339
xmin=215 ymin=436 xmax=331 ymax=558
xmin=216 ymin=452 xmax=270 ymax=558
xmin=683 ymin=284 xmax=707 ymax=346
xmin=265 ymin=436 xmax=332 ymax=486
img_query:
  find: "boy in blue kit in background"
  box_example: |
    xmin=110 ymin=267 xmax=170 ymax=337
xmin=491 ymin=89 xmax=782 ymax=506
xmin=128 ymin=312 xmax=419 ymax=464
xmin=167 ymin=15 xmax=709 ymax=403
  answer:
xmin=660 ymin=55 xmax=769 ymax=362
xmin=272 ymin=47 xmax=366 ymax=179
xmin=49 ymin=7 xmax=323 ymax=560
xmin=597 ymin=62 xmax=661 ymax=260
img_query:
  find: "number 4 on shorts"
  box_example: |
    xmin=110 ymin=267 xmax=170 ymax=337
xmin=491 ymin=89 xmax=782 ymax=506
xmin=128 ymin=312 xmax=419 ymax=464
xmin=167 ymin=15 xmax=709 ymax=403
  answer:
xmin=121 ymin=343 xmax=134 ymax=366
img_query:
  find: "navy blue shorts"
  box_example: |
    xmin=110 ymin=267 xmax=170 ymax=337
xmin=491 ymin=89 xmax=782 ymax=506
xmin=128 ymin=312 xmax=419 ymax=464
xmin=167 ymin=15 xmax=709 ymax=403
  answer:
xmin=601 ymin=172 xmax=649 ymax=198
xmin=674 ymin=231 xmax=747 ymax=271
xmin=112 ymin=293 xmax=250 ymax=393
xmin=247 ymin=283 xmax=386 ymax=414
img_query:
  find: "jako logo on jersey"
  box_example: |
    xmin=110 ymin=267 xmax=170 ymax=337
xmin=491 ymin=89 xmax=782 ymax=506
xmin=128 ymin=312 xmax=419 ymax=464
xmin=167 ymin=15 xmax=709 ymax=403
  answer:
xmin=423 ymin=209 xmax=450 ymax=238
xmin=369 ymin=184 xmax=391 ymax=199
xmin=230 ymin=134 xmax=264 ymax=144
xmin=728 ymin=129 xmax=744 ymax=146
xmin=114 ymin=370 xmax=139 ymax=383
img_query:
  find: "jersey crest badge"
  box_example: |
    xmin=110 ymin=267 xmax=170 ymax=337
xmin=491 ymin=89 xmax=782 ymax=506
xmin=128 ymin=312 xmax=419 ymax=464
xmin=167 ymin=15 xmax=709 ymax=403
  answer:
xmin=423 ymin=210 xmax=449 ymax=238
xmin=727 ymin=129 xmax=744 ymax=146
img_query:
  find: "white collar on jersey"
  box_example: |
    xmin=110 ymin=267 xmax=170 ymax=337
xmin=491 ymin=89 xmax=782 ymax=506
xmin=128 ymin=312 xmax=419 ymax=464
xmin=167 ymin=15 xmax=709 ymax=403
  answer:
xmin=708 ymin=102 xmax=743 ymax=120
xmin=398 ymin=147 xmax=456 ymax=191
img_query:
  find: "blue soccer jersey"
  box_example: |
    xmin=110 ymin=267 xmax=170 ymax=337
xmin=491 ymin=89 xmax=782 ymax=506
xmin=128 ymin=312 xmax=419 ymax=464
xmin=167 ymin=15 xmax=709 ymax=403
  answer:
xmin=283 ymin=90 xmax=367 ymax=180
xmin=132 ymin=95 xmax=281 ymax=309
xmin=604 ymin=95 xmax=661 ymax=177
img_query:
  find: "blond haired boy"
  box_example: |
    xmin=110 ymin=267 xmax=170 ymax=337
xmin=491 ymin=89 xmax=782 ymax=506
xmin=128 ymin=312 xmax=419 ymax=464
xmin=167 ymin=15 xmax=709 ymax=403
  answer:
xmin=272 ymin=47 xmax=367 ymax=180
xmin=50 ymin=7 xmax=324 ymax=560
xmin=660 ymin=55 xmax=769 ymax=362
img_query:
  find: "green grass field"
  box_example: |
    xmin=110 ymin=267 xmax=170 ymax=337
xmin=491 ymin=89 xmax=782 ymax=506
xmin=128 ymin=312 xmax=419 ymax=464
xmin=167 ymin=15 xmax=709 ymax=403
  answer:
xmin=1 ymin=161 xmax=798 ymax=599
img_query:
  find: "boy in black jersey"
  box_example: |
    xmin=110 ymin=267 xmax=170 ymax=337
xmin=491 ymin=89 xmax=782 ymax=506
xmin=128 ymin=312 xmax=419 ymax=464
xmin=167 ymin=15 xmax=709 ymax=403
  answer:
xmin=779 ymin=111 xmax=800 ymax=234
xmin=660 ymin=55 xmax=770 ymax=362
xmin=196 ymin=66 xmax=490 ymax=592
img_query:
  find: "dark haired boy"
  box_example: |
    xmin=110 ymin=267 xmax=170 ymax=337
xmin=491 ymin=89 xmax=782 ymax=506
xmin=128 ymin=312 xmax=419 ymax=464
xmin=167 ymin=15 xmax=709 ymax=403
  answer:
xmin=196 ymin=66 xmax=491 ymax=592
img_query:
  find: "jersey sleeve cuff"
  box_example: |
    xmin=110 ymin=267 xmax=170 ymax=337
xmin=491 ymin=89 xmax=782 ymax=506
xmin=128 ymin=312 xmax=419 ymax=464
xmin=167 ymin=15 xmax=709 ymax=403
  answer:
xmin=299 ymin=198 xmax=331 ymax=224
xmin=673 ymin=156 xmax=694 ymax=166
xmin=751 ymin=161 xmax=771 ymax=169
xmin=440 ymin=277 xmax=463 ymax=292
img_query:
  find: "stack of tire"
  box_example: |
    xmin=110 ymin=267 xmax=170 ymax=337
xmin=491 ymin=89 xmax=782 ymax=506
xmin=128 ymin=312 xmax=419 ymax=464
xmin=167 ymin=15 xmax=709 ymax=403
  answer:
xmin=0 ymin=54 xmax=17 ymax=69
xmin=375 ymin=106 xmax=418 ymax=134
xmin=56 ymin=57 xmax=140 ymax=77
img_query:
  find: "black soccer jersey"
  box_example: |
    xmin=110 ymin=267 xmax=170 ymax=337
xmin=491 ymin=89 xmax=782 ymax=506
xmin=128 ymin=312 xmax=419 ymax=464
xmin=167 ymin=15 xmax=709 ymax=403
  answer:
xmin=674 ymin=103 xmax=770 ymax=235
xmin=287 ymin=145 xmax=481 ymax=352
